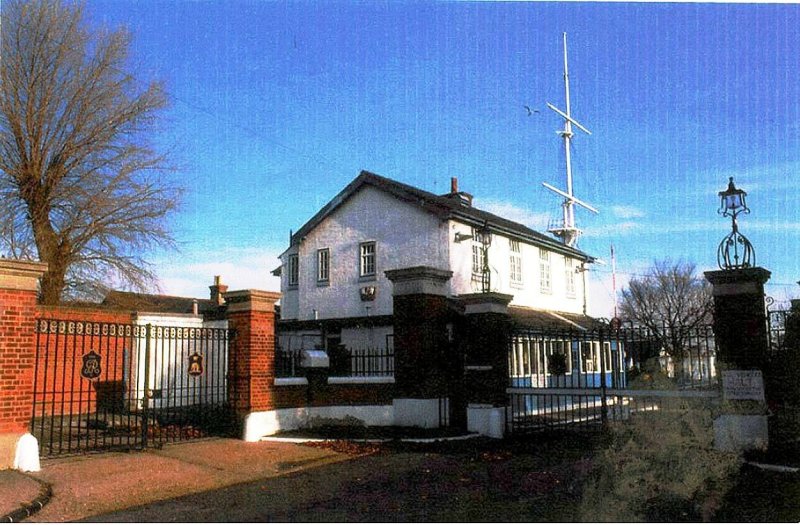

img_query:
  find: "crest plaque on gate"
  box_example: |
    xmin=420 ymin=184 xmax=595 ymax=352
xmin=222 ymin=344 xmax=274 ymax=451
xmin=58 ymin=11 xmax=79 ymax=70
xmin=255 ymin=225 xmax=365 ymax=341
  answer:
xmin=81 ymin=351 xmax=102 ymax=380
xmin=188 ymin=352 xmax=204 ymax=377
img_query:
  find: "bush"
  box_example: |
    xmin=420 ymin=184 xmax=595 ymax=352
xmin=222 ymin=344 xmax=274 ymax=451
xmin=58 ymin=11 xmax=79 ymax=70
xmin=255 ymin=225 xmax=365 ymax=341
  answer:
xmin=578 ymin=377 xmax=741 ymax=521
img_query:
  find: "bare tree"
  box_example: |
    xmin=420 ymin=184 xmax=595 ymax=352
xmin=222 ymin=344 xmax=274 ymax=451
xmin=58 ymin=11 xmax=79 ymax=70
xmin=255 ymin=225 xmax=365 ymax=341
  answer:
xmin=619 ymin=260 xmax=713 ymax=360
xmin=0 ymin=0 xmax=179 ymax=303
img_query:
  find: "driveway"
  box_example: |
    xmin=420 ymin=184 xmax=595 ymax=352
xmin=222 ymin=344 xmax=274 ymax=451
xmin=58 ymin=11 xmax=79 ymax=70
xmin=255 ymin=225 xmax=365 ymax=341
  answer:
xmin=29 ymin=439 xmax=349 ymax=522
xmin=80 ymin=439 xmax=594 ymax=522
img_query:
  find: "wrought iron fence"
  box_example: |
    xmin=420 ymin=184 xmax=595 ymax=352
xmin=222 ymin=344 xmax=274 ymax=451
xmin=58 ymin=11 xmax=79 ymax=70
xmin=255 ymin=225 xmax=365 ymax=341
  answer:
xmin=275 ymin=346 xmax=395 ymax=378
xmin=331 ymin=348 xmax=394 ymax=377
xmin=275 ymin=349 xmax=303 ymax=378
xmin=506 ymin=322 xmax=719 ymax=435
xmin=32 ymin=319 xmax=237 ymax=457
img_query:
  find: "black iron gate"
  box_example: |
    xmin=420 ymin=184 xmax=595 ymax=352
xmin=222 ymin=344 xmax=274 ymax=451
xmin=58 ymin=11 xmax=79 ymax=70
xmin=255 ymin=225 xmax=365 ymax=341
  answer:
xmin=507 ymin=323 xmax=720 ymax=435
xmin=31 ymin=319 xmax=237 ymax=457
xmin=766 ymin=308 xmax=800 ymax=451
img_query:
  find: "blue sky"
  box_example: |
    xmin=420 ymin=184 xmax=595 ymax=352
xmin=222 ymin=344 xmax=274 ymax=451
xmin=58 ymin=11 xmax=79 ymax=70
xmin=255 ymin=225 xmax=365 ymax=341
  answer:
xmin=85 ymin=1 xmax=800 ymax=316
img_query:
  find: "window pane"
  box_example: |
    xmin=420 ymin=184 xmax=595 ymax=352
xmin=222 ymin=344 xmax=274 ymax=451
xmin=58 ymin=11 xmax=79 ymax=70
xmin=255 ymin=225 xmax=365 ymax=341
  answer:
xmin=539 ymin=249 xmax=551 ymax=292
xmin=360 ymin=242 xmax=375 ymax=276
xmin=317 ymin=249 xmax=329 ymax=281
xmin=288 ymin=254 xmax=299 ymax=285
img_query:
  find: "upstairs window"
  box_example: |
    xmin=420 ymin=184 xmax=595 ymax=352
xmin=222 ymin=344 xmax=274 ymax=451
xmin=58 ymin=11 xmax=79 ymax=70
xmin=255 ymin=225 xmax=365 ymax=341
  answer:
xmin=359 ymin=242 xmax=376 ymax=277
xmin=509 ymin=239 xmax=523 ymax=285
xmin=565 ymin=258 xmax=576 ymax=297
xmin=539 ymin=248 xmax=551 ymax=293
xmin=317 ymin=248 xmax=330 ymax=283
xmin=288 ymin=254 xmax=299 ymax=287
xmin=472 ymin=228 xmax=489 ymax=277
xmin=472 ymin=244 xmax=484 ymax=276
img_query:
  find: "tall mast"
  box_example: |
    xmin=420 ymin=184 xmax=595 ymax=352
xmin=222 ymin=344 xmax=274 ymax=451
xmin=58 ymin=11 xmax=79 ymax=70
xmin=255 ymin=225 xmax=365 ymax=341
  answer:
xmin=543 ymin=32 xmax=597 ymax=247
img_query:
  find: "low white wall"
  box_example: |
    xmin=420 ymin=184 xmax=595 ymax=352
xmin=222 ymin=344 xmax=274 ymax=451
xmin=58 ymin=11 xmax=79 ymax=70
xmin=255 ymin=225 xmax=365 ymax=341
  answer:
xmin=242 ymin=405 xmax=394 ymax=441
xmin=393 ymin=398 xmax=445 ymax=428
xmin=467 ymin=404 xmax=505 ymax=438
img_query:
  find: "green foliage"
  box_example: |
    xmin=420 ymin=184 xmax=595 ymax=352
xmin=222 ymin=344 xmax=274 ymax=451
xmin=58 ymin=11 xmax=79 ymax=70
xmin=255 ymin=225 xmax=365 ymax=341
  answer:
xmin=579 ymin=398 xmax=741 ymax=521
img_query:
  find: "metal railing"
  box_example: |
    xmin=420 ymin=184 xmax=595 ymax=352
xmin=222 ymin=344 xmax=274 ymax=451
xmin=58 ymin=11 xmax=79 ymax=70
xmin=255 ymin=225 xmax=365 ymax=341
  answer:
xmin=275 ymin=349 xmax=303 ymax=378
xmin=275 ymin=346 xmax=395 ymax=378
xmin=506 ymin=322 xmax=720 ymax=435
xmin=32 ymin=319 xmax=236 ymax=457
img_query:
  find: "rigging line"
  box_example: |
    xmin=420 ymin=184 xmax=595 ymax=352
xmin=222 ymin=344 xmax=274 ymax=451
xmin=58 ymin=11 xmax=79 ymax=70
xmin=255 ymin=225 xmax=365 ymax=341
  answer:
xmin=169 ymin=93 xmax=350 ymax=173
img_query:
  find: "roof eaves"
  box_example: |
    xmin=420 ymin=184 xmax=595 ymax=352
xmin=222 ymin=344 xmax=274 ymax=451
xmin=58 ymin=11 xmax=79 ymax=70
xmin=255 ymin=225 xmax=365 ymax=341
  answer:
xmin=448 ymin=210 xmax=594 ymax=262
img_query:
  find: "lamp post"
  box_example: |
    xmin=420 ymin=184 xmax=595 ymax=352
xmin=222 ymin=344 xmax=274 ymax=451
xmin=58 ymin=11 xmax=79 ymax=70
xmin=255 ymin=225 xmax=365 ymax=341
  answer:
xmin=716 ymin=177 xmax=755 ymax=270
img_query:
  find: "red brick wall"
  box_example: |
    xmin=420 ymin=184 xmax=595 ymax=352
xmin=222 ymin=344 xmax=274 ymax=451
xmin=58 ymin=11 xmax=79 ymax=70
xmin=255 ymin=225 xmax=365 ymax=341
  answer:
xmin=0 ymin=289 xmax=40 ymax=434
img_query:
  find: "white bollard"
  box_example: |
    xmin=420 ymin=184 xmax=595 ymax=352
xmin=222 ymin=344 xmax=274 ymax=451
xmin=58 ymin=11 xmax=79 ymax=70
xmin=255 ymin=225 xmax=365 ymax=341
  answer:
xmin=13 ymin=433 xmax=41 ymax=472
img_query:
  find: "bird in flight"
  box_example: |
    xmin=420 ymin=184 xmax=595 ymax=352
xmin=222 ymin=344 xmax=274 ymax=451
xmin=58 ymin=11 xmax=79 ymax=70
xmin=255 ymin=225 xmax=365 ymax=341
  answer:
xmin=524 ymin=105 xmax=540 ymax=116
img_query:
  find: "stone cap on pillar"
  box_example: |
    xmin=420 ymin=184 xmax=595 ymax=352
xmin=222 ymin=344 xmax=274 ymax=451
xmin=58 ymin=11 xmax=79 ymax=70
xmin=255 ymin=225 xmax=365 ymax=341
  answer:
xmin=223 ymin=289 xmax=281 ymax=313
xmin=459 ymin=292 xmax=514 ymax=315
xmin=0 ymin=259 xmax=48 ymax=292
xmin=384 ymin=266 xmax=453 ymax=297
xmin=704 ymin=267 xmax=771 ymax=296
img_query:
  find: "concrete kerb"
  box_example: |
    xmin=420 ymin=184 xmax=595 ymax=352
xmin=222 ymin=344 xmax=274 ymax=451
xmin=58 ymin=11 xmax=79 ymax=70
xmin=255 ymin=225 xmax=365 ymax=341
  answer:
xmin=0 ymin=475 xmax=52 ymax=523
xmin=261 ymin=433 xmax=482 ymax=445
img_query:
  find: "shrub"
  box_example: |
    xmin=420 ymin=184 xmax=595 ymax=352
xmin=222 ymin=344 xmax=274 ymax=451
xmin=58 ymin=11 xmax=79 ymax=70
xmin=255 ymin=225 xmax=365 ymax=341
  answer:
xmin=579 ymin=374 xmax=741 ymax=521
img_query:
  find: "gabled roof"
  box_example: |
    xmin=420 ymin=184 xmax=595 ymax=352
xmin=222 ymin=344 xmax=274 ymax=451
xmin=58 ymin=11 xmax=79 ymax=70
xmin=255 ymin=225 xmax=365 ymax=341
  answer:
xmin=288 ymin=170 xmax=594 ymax=261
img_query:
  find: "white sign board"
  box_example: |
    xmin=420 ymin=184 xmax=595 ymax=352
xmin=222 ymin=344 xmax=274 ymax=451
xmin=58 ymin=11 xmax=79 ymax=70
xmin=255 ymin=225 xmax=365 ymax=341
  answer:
xmin=722 ymin=370 xmax=765 ymax=401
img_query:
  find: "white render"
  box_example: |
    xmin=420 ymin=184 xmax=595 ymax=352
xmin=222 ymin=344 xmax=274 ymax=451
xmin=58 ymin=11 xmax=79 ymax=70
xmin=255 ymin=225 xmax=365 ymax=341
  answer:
xmin=466 ymin=404 xmax=506 ymax=439
xmin=279 ymin=185 xmax=589 ymax=323
xmin=243 ymin=405 xmax=395 ymax=441
xmin=127 ymin=313 xmax=230 ymax=410
xmin=280 ymin=185 xmax=449 ymax=321
xmin=393 ymin=398 xmax=446 ymax=428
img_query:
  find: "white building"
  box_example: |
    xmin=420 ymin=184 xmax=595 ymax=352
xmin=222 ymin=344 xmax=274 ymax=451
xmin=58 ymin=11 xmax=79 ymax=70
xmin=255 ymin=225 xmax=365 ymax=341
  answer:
xmin=276 ymin=171 xmax=597 ymax=356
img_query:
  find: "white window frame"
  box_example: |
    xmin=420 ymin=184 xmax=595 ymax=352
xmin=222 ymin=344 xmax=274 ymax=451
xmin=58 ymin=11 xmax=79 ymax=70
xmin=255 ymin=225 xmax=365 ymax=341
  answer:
xmin=359 ymin=242 xmax=376 ymax=278
xmin=539 ymin=248 xmax=551 ymax=293
xmin=509 ymin=239 xmax=523 ymax=285
xmin=288 ymin=254 xmax=299 ymax=287
xmin=317 ymin=248 xmax=330 ymax=283
xmin=565 ymin=258 xmax=576 ymax=297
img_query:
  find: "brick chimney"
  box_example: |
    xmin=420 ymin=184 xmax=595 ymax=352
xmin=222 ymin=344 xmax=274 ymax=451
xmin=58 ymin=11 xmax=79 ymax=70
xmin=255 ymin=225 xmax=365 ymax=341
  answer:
xmin=441 ymin=176 xmax=473 ymax=207
xmin=209 ymin=275 xmax=228 ymax=306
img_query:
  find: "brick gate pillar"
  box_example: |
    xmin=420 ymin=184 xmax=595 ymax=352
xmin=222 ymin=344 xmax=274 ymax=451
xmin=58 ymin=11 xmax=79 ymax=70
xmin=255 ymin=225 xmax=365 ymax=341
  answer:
xmin=704 ymin=267 xmax=771 ymax=370
xmin=459 ymin=292 xmax=513 ymax=438
xmin=704 ymin=267 xmax=771 ymax=452
xmin=0 ymin=259 xmax=47 ymax=470
xmin=223 ymin=289 xmax=281 ymax=441
xmin=385 ymin=266 xmax=453 ymax=428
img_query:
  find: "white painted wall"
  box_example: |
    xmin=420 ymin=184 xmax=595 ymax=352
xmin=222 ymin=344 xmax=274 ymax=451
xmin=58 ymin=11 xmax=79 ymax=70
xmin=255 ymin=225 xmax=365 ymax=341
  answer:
xmin=280 ymin=186 xmax=449 ymax=321
xmin=278 ymin=186 xmax=590 ymax=321
xmin=448 ymin=220 xmax=587 ymax=314
xmin=127 ymin=314 xmax=230 ymax=410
